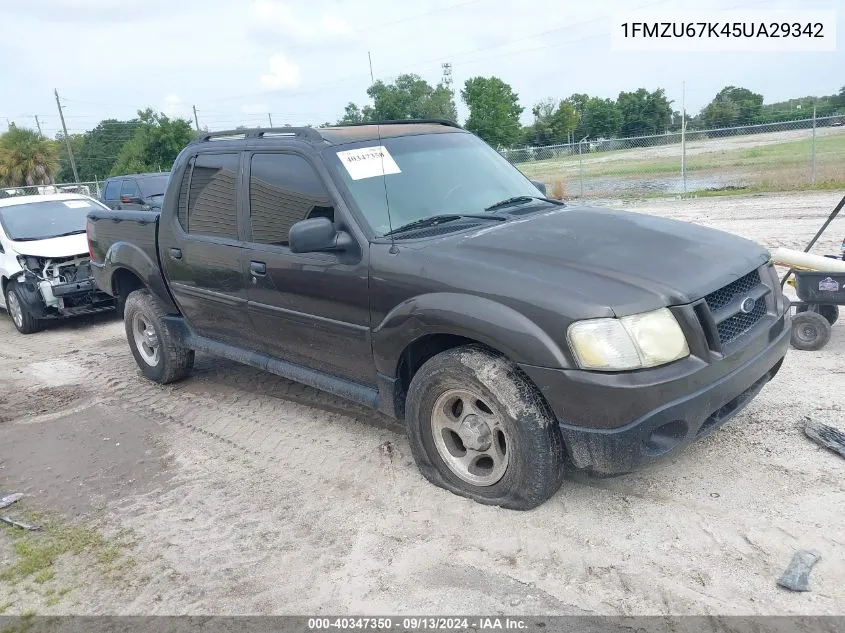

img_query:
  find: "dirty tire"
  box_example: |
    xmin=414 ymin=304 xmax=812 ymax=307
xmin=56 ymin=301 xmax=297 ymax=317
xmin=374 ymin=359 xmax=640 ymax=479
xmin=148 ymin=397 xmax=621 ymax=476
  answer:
xmin=405 ymin=345 xmax=565 ymax=510
xmin=790 ymin=311 xmax=831 ymax=351
xmin=124 ymin=289 xmax=194 ymax=383
xmin=4 ymin=280 xmax=44 ymax=334
xmin=796 ymin=304 xmax=839 ymax=326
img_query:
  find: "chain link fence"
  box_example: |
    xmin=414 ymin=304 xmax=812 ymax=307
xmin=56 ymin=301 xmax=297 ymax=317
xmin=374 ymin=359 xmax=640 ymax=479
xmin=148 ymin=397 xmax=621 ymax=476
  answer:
xmin=1 ymin=181 xmax=101 ymax=200
xmin=503 ymin=114 xmax=845 ymax=199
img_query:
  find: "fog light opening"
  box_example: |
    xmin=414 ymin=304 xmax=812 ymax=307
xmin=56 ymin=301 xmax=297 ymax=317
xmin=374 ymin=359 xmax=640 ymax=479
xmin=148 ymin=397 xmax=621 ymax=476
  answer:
xmin=644 ymin=420 xmax=688 ymax=456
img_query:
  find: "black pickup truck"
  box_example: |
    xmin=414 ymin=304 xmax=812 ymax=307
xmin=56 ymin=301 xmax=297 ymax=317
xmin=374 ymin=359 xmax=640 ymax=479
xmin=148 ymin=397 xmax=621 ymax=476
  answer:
xmin=87 ymin=120 xmax=790 ymax=509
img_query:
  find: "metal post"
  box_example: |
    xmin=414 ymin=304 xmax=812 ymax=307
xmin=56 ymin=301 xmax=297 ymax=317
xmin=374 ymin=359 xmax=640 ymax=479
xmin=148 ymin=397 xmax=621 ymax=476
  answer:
xmin=34 ymin=115 xmax=42 ymax=136
xmin=268 ymin=113 xmax=274 ymax=127
xmin=192 ymin=105 xmax=200 ymax=131
xmin=94 ymin=175 xmax=100 ymax=197
xmin=54 ymin=89 xmax=79 ymax=184
xmin=578 ymin=136 xmax=588 ymax=198
xmin=681 ymin=80 xmax=687 ymax=195
xmin=811 ymin=104 xmax=817 ymax=185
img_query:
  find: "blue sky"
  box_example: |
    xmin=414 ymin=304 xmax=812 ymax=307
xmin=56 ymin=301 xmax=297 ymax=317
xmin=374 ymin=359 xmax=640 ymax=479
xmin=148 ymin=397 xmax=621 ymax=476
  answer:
xmin=1 ymin=0 xmax=841 ymax=137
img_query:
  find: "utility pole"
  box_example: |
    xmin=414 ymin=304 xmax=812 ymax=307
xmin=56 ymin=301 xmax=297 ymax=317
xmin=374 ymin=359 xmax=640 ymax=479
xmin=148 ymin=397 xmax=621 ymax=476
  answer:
xmin=681 ymin=80 xmax=687 ymax=195
xmin=268 ymin=113 xmax=274 ymax=127
xmin=54 ymin=89 xmax=79 ymax=183
xmin=192 ymin=105 xmax=200 ymax=131
xmin=34 ymin=115 xmax=43 ymax=136
xmin=811 ymin=103 xmax=817 ymax=185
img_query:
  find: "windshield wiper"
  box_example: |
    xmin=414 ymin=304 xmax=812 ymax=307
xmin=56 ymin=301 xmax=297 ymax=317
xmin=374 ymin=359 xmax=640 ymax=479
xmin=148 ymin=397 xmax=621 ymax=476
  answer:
xmin=383 ymin=213 xmax=506 ymax=237
xmin=484 ymin=195 xmax=564 ymax=212
xmin=50 ymin=229 xmax=87 ymax=238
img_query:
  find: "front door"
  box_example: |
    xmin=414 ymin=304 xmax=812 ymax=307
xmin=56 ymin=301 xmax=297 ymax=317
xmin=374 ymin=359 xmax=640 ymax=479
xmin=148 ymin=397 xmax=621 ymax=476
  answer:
xmin=241 ymin=151 xmax=374 ymax=386
xmin=118 ymin=178 xmax=144 ymax=210
xmin=158 ymin=152 xmax=255 ymax=346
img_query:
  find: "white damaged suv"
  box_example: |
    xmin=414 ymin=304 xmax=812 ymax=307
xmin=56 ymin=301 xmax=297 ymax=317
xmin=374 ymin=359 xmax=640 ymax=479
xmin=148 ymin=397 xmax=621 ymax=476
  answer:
xmin=0 ymin=193 xmax=114 ymax=333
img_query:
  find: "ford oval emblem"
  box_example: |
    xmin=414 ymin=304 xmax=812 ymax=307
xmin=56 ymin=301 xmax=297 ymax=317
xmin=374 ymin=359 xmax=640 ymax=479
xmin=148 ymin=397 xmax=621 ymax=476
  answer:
xmin=740 ymin=297 xmax=756 ymax=314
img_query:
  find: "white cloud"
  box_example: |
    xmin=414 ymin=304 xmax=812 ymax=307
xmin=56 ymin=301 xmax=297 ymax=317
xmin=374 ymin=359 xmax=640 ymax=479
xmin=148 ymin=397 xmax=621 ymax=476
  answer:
xmin=249 ymin=0 xmax=313 ymax=39
xmin=260 ymin=54 xmax=301 ymax=89
xmin=321 ymin=13 xmax=351 ymax=36
xmin=161 ymin=94 xmax=189 ymax=117
xmin=241 ymin=103 xmax=270 ymax=114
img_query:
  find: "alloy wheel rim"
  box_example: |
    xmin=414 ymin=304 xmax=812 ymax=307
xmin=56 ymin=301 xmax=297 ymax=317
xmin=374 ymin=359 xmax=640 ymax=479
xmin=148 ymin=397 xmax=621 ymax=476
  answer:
xmin=430 ymin=388 xmax=509 ymax=487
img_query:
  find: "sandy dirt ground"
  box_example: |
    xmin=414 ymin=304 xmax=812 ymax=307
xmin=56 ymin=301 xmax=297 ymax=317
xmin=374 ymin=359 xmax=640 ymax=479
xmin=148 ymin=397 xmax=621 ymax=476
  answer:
xmin=0 ymin=191 xmax=843 ymax=616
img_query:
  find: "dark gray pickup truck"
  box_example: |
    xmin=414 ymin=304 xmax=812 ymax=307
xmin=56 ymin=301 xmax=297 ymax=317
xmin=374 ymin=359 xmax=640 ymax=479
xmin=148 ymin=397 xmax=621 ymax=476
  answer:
xmin=87 ymin=120 xmax=791 ymax=509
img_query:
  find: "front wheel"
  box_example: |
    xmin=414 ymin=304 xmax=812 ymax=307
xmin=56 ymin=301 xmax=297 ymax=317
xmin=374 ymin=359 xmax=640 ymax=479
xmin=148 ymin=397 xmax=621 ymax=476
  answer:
xmin=405 ymin=346 xmax=566 ymax=510
xmin=4 ymin=281 xmax=43 ymax=334
xmin=124 ymin=289 xmax=194 ymax=383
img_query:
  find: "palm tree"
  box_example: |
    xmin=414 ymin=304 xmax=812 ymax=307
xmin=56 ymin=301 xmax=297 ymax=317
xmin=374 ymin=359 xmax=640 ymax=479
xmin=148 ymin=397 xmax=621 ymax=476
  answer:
xmin=0 ymin=125 xmax=60 ymax=187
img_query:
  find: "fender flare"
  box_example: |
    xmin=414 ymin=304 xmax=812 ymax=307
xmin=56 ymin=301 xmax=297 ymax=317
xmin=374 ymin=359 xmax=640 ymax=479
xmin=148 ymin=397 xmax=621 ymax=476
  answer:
xmin=372 ymin=292 xmax=569 ymax=378
xmin=103 ymin=241 xmax=179 ymax=313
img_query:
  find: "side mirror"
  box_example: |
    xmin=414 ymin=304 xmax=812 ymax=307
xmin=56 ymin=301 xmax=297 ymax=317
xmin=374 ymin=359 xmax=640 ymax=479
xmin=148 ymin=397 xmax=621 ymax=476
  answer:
xmin=531 ymin=180 xmax=547 ymax=195
xmin=289 ymin=217 xmax=352 ymax=254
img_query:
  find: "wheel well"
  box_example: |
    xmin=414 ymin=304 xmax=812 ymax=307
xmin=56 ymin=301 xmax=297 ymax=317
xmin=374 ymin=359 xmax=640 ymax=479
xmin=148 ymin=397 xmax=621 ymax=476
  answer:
xmin=395 ymin=334 xmax=498 ymax=419
xmin=112 ymin=268 xmax=145 ymax=311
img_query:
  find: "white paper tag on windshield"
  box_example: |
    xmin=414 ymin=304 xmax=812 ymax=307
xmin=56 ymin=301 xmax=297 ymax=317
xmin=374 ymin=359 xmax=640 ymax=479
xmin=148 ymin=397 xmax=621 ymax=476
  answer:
xmin=63 ymin=200 xmax=89 ymax=208
xmin=337 ymin=146 xmax=401 ymax=180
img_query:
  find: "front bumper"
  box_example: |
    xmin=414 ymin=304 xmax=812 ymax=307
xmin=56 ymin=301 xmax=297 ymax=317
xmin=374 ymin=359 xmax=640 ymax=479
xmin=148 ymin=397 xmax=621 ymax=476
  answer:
xmin=519 ymin=311 xmax=791 ymax=474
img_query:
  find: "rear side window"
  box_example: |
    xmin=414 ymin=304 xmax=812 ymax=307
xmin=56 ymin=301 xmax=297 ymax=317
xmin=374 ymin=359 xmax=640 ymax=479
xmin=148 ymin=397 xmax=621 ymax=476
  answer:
xmin=186 ymin=153 xmax=239 ymax=240
xmin=103 ymin=179 xmax=120 ymax=200
xmin=248 ymin=153 xmax=334 ymax=246
xmin=176 ymin=159 xmax=193 ymax=231
xmin=120 ymin=179 xmax=139 ymax=197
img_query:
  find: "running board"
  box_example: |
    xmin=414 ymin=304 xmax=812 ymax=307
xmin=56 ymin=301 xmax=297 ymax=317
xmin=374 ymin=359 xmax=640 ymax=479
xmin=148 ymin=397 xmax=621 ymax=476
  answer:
xmin=163 ymin=316 xmax=379 ymax=409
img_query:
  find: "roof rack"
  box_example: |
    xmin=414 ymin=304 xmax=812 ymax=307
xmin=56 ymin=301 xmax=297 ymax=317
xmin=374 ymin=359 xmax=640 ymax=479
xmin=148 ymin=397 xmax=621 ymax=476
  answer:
xmin=330 ymin=119 xmax=463 ymax=129
xmin=192 ymin=127 xmax=325 ymax=144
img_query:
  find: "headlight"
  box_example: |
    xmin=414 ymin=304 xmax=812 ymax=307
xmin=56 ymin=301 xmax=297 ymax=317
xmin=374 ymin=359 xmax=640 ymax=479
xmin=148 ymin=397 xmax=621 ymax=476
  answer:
xmin=567 ymin=307 xmax=689 ymax=371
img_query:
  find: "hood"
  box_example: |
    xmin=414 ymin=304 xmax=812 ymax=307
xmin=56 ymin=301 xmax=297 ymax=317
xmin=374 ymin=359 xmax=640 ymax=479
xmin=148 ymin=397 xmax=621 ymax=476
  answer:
xmin=412 ymin=206 xmax=769 ymax=318
xmin=9 ymin=233 xmax=89 ymax=259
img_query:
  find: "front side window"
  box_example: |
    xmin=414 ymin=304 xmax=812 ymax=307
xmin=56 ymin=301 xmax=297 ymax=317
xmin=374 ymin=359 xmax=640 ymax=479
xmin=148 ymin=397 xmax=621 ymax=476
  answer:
xmin=324 ymin=132 xmax=541 ymax=237
xmin=0 ymin=198 xmax=107 ymax=242
xmin=186 ymin=153 xmax=239 ymax=240
xmin=248 ymin=153 xmax=334 ymax=247
xmin=120 ymin=179 xmax=140 ymax=197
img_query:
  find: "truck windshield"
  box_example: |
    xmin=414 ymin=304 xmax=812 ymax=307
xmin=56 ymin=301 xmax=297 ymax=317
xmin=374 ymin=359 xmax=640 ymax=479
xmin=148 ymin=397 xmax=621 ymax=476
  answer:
xmin=0 ymin=198 xmax=106 ymax=241
xmin=138 ymin=174 xmax=170 ymax=197
xmin=325 ymin=132 xmax=543 ymax=237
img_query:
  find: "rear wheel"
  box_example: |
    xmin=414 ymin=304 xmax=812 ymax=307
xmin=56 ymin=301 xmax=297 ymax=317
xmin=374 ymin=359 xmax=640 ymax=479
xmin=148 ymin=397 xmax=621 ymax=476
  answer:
xmin=4 ymin=281 xmax=43 ymax=334
xmin=405 ymin=346 xmax=566 ymax=510
xmin=790 ymin=311 xmax=831 ymax=351
xmin=124 ymin=289 xmax=194 ymax=383
xmin=796 ymin=304 xmax=839 ymax=326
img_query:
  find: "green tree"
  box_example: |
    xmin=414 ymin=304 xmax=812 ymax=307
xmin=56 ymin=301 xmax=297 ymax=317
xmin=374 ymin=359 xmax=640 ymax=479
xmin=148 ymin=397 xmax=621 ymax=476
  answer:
xmin=339 ymin=74 xmax=457 ymax=124
xmin=0 ymin=125 xmax=60 ymax=187
xmin=701 ymin=86 xmax=764 ymax=127
xmin=73 ymin=119 xmax=143 ymax=181
xmin=110 ymin=109 xmax=195 ymax=176
xmin=462 ymin=76 xmax=523 ymax=148
xmin=523 ymin=98 xmax=579 ymax=146
xmin=56 ymin=132 xmax=84 ymax=182
xmin=617 ymin=88 xmax=673 ymax=136
xmin=580 ymin=97 xmax=622 ymax=138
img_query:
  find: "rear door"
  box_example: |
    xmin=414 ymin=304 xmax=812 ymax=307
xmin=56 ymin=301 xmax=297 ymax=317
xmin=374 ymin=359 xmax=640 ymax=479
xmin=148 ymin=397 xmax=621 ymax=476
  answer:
xmin=158 ymin=152 xmax=256 ymax=346
xmin=241 ymin=151 xmax=374 ymax=385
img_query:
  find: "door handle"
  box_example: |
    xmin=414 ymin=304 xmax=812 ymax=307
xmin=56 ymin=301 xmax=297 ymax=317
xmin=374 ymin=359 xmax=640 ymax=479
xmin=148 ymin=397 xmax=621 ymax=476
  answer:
xmin=169 ymin=248 xmax=182 ymax=260
xmin=250 ymin=261 xmax=267 ymax=276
